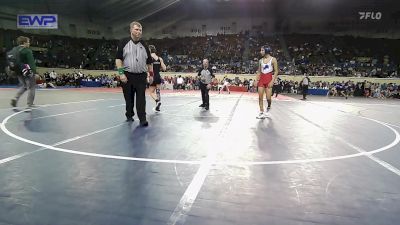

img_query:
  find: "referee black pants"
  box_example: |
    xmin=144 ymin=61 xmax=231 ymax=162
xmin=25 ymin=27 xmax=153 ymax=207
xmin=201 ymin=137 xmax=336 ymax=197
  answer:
xmin=200 ymin=82 xmax=210 ymax=106
xmin=302 ymin=85 xmax=309 ymax=99
xmin=122 ymin=72 xmax=147 ymax=121
xmin=272 ymin=84 xmax=280 ymax=97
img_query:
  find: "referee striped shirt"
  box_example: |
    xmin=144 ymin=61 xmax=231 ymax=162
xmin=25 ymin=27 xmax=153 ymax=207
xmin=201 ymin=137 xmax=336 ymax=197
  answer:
xmin=116 ymin=38 xmax=152 ymax=73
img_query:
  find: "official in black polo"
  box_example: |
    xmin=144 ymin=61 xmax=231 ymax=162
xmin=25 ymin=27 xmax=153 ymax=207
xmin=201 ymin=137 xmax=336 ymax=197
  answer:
xmin=115 ymin=21 xmax=153 ymax=126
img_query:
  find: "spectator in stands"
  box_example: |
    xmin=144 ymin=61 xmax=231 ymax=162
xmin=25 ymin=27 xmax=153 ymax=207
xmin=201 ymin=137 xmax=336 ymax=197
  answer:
xmin=176 ymin=75 xmax=184 ymax=90
xmin=218 ymin=76 xmax=230 ymax=94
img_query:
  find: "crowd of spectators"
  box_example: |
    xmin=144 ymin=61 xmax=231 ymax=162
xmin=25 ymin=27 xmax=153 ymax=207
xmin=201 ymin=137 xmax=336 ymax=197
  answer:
xmin=2 ymin=28 xmax=399 ymax=79
xmin=36 ymin=71 xmax=119 ymax=88
xmin=160 ymin=75 xmax=400 ymax=99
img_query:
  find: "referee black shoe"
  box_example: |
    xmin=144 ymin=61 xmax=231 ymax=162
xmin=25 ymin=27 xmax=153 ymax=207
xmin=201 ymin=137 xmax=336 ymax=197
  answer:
xmin=10 ymin=99 xmax=17 ymax=107
xmin=155 ymin=101 xmax=161 ymax=112
xmin=140 ymin=120 xmax=149 ymax=127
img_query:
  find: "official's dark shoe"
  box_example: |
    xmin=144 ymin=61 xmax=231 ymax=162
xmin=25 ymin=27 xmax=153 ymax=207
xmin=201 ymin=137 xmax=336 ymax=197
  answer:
xmin=140 ymin=120 xmax=149 ymax=127
xmin=205 ymin=105 xmax=209 ymax=110
xmin=199 ymin=104 xmax=205 ymax=107
xmin=126 ymin=117 xmax=134 ymax=122
xmin=155 ymin=101 xmax=161 ymax=112
xmin=10 ymin=99 xmax=17 ymax=107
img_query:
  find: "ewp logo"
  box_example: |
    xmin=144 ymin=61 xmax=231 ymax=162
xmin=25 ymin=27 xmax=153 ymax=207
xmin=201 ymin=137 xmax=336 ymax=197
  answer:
xmin=17 ymin=14 xmax=58 ymax=29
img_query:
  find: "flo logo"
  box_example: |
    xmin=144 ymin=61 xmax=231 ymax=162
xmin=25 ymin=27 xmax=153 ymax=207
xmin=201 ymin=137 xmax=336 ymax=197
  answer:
xmin=359 ymin=12 xmax=382 ymax=20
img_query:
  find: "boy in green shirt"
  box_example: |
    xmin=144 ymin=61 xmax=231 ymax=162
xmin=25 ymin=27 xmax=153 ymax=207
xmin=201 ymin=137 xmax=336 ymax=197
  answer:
xmin=10 ymin=36 xmax=37 ymax=111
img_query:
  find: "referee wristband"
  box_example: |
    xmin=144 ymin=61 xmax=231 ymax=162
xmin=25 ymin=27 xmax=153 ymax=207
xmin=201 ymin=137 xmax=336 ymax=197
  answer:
xmin=118 ymin=68 xmax=124 ymax=75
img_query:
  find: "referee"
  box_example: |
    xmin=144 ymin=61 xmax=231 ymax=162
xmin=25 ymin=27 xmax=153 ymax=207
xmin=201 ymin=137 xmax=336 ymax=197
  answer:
xmin=301 ymin=73 xmax=311 ymax=100
xmin=115 ymin=21 xmax=153 ymax=126
xmin=197 ymin=59 xmax=215 ymax=110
